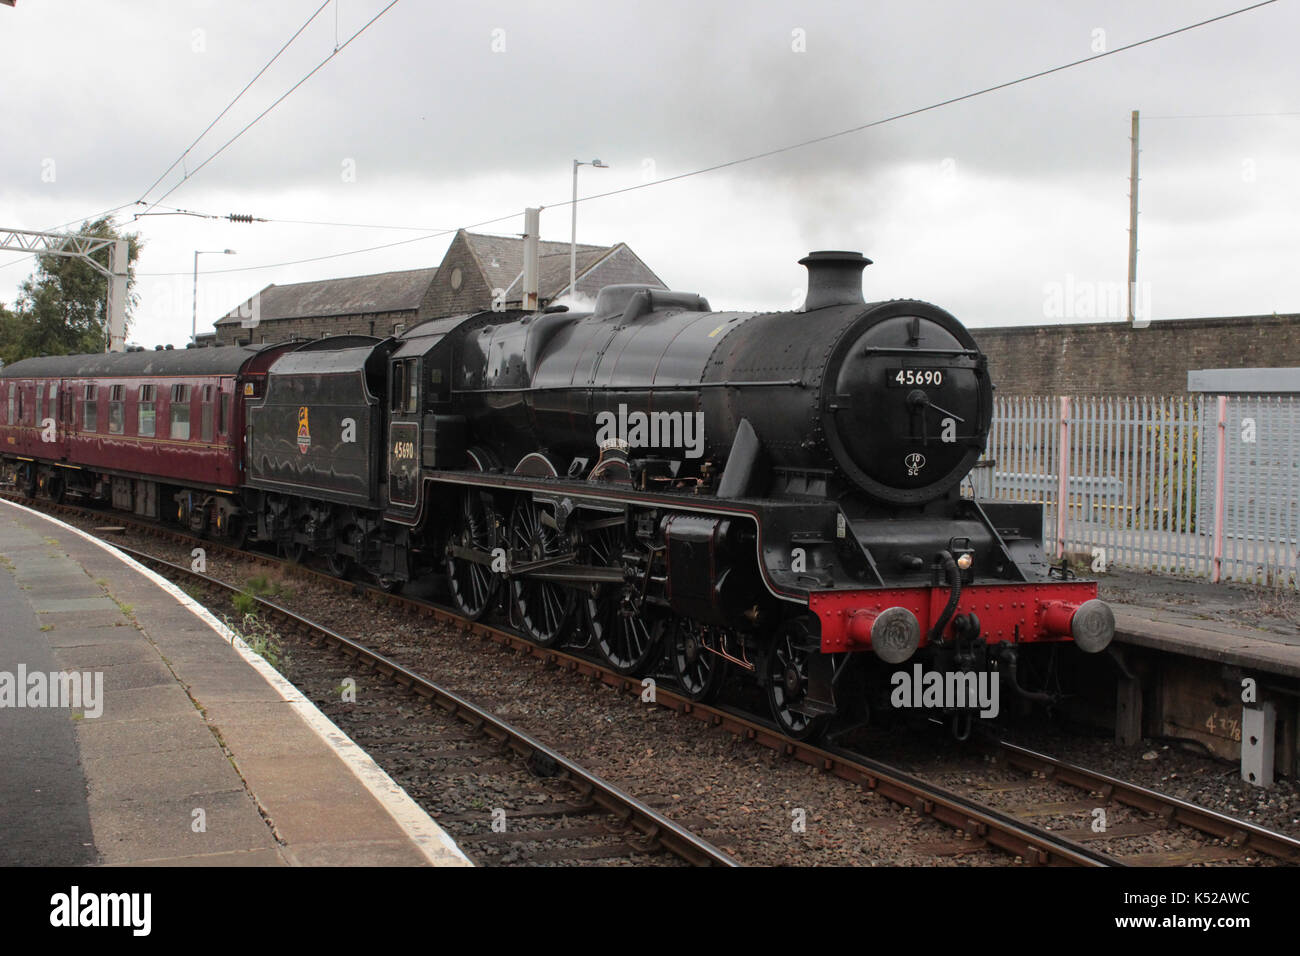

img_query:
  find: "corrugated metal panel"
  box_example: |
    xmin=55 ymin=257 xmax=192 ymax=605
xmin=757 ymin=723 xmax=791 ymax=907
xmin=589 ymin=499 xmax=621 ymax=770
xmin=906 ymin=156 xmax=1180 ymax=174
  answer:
xmin=1199 ymin=396 xmax=1300 ymax=584
xmin=1188 ymin=367 xmax=1300 ymax=393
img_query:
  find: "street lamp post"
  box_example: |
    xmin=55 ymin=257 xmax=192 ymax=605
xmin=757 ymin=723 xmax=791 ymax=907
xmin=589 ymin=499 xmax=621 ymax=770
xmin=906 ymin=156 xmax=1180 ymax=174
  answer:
xmin=570 ymin=158 xmax=608 ymax=299
xmin=193 ymin=249 xmax=236 ymax=344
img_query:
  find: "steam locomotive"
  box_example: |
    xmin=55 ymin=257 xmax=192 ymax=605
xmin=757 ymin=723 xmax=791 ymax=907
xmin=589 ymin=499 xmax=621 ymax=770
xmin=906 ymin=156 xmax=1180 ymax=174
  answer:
xmin=1 ymin=250 xmax=1114 ymax=739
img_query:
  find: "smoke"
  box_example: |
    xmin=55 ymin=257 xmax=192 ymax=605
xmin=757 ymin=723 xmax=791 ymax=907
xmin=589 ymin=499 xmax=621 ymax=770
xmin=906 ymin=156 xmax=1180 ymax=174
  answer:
xmin=552 ymin=292 xmax=598 ymax=313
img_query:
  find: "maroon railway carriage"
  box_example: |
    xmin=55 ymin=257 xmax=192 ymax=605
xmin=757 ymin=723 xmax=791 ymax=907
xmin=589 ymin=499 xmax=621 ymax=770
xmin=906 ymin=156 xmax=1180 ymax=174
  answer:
xmin=0 ymin=343 xmax=291 ymax=535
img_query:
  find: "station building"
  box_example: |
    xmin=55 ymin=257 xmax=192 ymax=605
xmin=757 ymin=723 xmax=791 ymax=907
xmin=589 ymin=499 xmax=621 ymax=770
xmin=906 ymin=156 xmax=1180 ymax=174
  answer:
xmin=209 ymin=229 xmax=665 ymax=347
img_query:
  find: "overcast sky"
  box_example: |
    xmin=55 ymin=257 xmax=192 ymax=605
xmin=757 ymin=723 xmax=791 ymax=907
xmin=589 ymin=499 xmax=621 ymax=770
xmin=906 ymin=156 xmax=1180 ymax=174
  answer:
xmin=1 ymin=0 xmax=1296 ymax=348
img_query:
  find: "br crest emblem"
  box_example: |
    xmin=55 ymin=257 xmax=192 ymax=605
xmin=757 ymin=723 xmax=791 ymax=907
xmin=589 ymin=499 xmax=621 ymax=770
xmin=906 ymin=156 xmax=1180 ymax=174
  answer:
xmin=297 ymin=406 xmax=311 ymax=454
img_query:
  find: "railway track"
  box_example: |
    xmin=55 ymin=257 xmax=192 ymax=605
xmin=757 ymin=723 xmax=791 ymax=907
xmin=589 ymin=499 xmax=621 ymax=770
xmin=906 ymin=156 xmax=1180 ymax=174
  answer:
xmin=924 ymin=734 xmax=1300 ymax=866
xmin=120 ymin=542 xmax=737 ymax=867
xmin=10 ymin=489 xmax=1300 ymax=866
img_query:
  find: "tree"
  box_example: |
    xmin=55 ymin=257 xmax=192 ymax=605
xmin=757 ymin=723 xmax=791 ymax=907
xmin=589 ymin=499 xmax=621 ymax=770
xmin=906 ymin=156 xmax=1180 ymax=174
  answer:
xmin=0 ymin=216 xmax=142 ymax=365
xmin=0 ymin=303 xmax=18 ymax=368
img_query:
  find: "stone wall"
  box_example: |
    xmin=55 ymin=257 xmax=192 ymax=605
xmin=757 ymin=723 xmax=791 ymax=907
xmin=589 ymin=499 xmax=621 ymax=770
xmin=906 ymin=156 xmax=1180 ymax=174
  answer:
xmin=417 ymin=235 xmax=495 ymax=321
xmin=970 ymin=313 xmax=1300 ymax=396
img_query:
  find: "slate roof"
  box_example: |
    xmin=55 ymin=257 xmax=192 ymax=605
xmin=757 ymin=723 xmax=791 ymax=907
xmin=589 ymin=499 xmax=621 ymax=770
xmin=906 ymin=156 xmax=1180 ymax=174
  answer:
xmin=214 ymin=267 xmax=437 ymax=326
xmin=465 ymin=233 xmax=605 ymax=299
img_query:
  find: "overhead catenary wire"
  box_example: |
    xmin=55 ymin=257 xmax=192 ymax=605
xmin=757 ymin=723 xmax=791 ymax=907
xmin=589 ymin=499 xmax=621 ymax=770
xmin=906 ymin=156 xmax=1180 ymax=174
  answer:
xmin=1 ymin=0 xmax=335 ymax=275
xmin=133 ymin=0 xmax=1280 ymax=279
xmin=133 ymin=1 xmax=332 ymax=206
xmin=132 ymin=201 xmax=456 ymax=233
xmin=135 ymin=0 xmax=403 ymax=219
xmin=1145 ymin=110 xmax=1300 ymax=119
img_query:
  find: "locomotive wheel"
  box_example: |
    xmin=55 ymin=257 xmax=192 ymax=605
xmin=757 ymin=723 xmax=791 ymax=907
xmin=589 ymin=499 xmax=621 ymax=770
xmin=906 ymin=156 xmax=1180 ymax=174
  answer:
xmin=280 ymin=541 xmax=308 ymax=564
xmin=325 ymin=553 xmax=353 ymax=579
xmin=326 ymin=525 xmax=360 ymax=579
xmin=670 ymin=618 xmax=725 ymax=703
xmin=508 ymin=498 xmax=577 ymax=647
xmin=445 ymin=490 xmax=498 ymax=620
xmin=18 ymin=464 xmax=36 ymax=497
xmin=42 ymin=473 xmax=65 ymax=504
xmin=219 ymin=512 xmax=249 ymax=549
xmin=585 ymin=526 xmax=663 ymax=675
xmin=766 ymin=619 xmax=829 ymax=741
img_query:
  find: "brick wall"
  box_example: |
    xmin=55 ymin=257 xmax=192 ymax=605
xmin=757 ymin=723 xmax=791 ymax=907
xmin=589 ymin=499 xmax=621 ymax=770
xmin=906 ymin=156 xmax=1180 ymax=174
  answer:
xmin=970 ymin=313 xmax=1300 ymax=396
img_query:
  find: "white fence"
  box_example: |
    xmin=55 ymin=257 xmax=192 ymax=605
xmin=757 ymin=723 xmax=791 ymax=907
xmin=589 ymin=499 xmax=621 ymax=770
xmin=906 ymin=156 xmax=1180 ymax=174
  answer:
xmin=964 ymin=395 xmax=1300 ymax=588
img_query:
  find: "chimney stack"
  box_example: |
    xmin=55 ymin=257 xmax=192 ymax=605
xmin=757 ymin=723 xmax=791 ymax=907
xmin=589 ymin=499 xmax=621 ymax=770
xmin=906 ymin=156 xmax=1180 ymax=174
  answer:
xmin=522 ymin=207 xmax=540 ymax=312
xmin=799 ymin=250 xmax=871 ymax=311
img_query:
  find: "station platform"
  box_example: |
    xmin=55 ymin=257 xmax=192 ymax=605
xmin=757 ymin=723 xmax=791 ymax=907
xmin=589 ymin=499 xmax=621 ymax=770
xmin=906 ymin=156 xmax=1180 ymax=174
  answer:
xmin=1099 ymin=568 xmax=1300 ymax=679
xmin=0 ymin=498 xmax=469 ymax=867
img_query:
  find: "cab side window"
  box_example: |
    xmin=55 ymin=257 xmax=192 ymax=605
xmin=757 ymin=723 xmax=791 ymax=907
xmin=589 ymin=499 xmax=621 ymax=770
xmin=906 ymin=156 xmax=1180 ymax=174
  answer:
xmin=391 ymin=361 xmax=406 ymax=413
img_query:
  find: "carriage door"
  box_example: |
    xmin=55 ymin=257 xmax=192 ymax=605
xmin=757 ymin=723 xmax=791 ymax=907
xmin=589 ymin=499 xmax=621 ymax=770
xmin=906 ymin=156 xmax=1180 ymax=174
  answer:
xmin=387 ymin=357 xmax=421 ymax=508
xmin=58 ymin=381 xmax=72 ymax=450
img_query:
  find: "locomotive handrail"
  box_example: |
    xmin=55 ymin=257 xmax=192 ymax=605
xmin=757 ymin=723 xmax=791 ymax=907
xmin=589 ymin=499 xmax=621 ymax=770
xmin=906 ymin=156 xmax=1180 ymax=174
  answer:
xmin=450 ymin=379 xmax=806 ymax=393
xmin=859 ymin=346 xmax=982 ymax=357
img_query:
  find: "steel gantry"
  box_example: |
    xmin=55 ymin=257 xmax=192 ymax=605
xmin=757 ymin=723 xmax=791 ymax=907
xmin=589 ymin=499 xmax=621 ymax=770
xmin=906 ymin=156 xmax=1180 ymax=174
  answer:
xmin=0 ymin=227 xmax=130 ymax=352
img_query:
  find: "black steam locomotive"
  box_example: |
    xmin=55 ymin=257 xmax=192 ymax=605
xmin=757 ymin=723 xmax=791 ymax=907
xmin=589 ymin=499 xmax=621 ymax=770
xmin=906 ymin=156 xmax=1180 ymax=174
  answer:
xmin=242 ymin=250 xmax=1113 ymax=738
xmin=3 ymin=249 xmax=1113 ymax=739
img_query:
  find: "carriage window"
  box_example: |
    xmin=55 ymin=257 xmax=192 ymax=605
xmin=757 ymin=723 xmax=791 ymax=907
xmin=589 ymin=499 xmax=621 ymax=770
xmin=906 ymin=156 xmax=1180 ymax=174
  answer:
xmin=201 ymin=385 xmax=214 ymax=442
xmin=138 ymin=385 xmax=156 ymax=436
xmin=4 ymin=385 xmax=11 ymax=425
xmin=108 ymin=384 xmax=125 ymax=434
xmin=170 ymin=384 xmax=191 ymax=439
xmin=82 ymin=385 xmax=97 ymax=432
xmin=36 ymin=383 xmax=45 ymax=426
xmin=49 ymin=383 xmax=59 ymax=422
xmin=218 ymin=392 xmax=230 ymax=435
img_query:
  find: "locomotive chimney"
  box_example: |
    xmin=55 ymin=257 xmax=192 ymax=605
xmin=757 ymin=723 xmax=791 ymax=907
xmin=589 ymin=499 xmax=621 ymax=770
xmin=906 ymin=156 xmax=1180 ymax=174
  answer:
xmin=799 ymin=250 xmax=872 ymax=311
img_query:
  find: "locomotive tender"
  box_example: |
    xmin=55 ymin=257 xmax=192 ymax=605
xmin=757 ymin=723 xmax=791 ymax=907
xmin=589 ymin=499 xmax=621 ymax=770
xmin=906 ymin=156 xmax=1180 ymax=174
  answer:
xmin=1 ymin=250 xmax=1114 ymax=738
